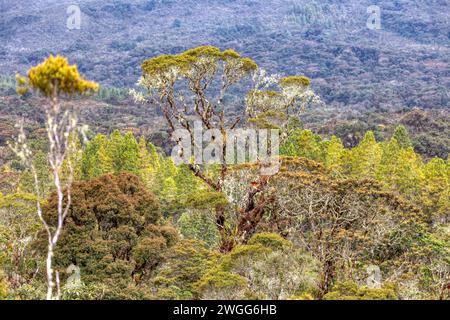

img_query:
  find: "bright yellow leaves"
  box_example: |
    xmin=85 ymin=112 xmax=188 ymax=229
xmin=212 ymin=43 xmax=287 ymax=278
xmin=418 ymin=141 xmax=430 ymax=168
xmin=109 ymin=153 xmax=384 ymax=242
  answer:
xmin=16 ymin=55 xmax=98 ymax=97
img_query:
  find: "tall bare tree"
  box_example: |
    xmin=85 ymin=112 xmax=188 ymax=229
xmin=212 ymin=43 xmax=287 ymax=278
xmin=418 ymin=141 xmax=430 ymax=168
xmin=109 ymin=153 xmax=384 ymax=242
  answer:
xmin=10 ymin=55 xmax=98 ymax=299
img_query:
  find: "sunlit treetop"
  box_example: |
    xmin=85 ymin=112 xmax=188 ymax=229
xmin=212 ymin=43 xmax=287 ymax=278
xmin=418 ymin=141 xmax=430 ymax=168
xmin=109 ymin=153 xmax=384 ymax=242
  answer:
xmin=279 ymin=76 xmax=311 ymax=88
xmin=222 ymin=49 xmax=241 ymax=59
xmin=16 ymin=55 xmax=99 ymax=97
xmin=141 ymin=54 xmax=192 ymax=76
xmin=239 ymin=58 xmax=258 ymax=72
xmin=183 ymin=45 xmax=223 ymax=60
xmin=141 ymin=46 xmax=258 ymax=82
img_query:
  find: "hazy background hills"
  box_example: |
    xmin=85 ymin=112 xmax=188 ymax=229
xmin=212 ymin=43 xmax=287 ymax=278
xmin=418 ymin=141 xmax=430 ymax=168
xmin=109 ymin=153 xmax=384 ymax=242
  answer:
xmin=1 ymin=0 xmax=449 ymax=110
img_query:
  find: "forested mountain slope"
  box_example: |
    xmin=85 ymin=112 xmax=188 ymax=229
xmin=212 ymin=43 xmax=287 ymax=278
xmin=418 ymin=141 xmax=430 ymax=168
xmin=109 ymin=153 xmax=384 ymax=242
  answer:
xmin=1 ymin=0 xmax=449 ymax=110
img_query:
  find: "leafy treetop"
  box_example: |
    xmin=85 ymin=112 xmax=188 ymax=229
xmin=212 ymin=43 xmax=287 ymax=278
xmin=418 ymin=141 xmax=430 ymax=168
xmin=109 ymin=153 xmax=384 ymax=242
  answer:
xmin=16 ymin=55 xmax=98 ymax=97
xmin=141 ymin=45 xmax=257 ymax=87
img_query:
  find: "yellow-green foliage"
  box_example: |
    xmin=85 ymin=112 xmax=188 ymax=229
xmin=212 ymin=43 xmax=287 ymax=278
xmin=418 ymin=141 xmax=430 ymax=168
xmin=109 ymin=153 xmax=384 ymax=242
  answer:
xmin=222 ymin=49 xmax=241 ymax=59
xmin=185 ymin=191 xmax=228 ymax=210
xmin=16 ymin=55 xmax=98 ymax=97
xmin=183 ymin=45 xmax=223 ymax=59
xmin=221 ymin=244 xmax=272 ymax=271
xmin=0 ymin=192 xmax=43 ymax=283
xmin=247 ymin=110 xmax=288 ymax=130
xmin=194 ymin=237 xmax=273 ymax=299
xmin=178 ymin=210 xmax=221 ymax=249
xmin=323 ymin=281 xmax=398 ymax=300
xmin=281 ymin=129 xmax=324 ymax=161
xmin=34 ymin=173 xmax=178 ymax=298
xmin=280 ymin=76 xmax=311 ymax=87
xmin=151 ymin=239 xmax=220 ymax=299
xmin=289 ymin=293 xmax=314 ymax=300
xmin=141 ymin=45 xmax=257 ymax=78
xmin=249 ymin=90 xmax=283 ymax=99
xmin=195 ymin=233 xmax=320 ymax=300
xmin=246 ymin=74 xmax=314 ymax=132
xmin=281 ymin=129 xmax=449 ymax=223
xmin=141 ymin=54 xmax=192 ymax=75
xmin=81 ymin=131 xmax=206 ymax=215
xmin=0 ymin=270 xmax=7 ymax=299
xmin=194 ymin=269 xmax=247 ymax=300
xmin=197 ymin=270 xmax=247 ymax=289
xmin=247 ymin=232 xmax=292 ymax=251
xmin=239 ymin=58 xmax=259 ymax=72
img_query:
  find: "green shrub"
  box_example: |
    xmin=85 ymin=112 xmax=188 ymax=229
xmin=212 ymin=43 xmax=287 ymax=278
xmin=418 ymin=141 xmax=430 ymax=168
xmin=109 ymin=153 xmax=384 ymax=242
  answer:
xmin=323 ymin=281 xmax=398 ymax=300
xmin=35 ymin=173 xmax=178 ymax=297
